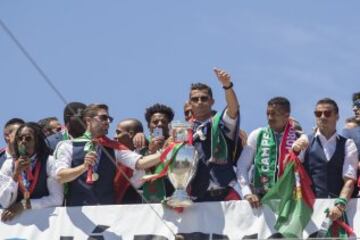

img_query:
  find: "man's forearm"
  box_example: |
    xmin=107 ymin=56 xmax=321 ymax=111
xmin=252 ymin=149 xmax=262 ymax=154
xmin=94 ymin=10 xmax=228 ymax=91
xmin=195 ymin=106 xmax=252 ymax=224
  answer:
xmin=57 ymin=165 xmax=87 ymax=184
xmin=135 ymin=152 xmax=161 ymax=170
xmin=339 ymin=178 xmax=355 ymax=200
xmin=224 ymin=87 xmax=239 ymax=119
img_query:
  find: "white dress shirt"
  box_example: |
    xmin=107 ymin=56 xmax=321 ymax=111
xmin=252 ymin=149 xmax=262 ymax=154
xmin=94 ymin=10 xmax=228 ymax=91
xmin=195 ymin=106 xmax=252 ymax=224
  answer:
xmin=0 ymin=154 xmax=63 ymax=209
xmin=53 ymin=140 xmax=142 ymax=177
xmin=314 ymin=130 xmax=358 ymax=180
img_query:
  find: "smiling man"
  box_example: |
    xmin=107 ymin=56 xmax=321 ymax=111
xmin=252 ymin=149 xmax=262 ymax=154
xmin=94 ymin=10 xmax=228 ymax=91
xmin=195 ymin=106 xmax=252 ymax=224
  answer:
xmin=53 ymin=104 xmax=162 ymax=206
xmin=237 ymin=97 xmax=309 ymax=208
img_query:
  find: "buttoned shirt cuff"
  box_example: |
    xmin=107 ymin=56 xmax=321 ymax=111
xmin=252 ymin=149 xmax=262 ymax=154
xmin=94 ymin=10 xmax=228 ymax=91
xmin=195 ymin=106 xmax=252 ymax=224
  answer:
xmin=0 ymin=177 xmax=18 ymax=208
xmin=239 ymin=185 xmax=253 ymax=199
xmin=54 ymin=166 xmax=68 ymax=177
xmin=222 ymin=109 xmax=237 ymax=126
xmin=222 ymin=109 xmax=238 ymax=138
xmin=343 ymin=171 xmax=357 ymax=181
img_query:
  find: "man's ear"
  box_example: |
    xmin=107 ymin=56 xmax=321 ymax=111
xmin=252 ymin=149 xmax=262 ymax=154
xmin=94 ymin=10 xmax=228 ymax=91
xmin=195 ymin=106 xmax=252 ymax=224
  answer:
xmin=84 ymin=116 xmax=91 ymax=126
xmin=4 ymin=133 xmax=10 ymax=144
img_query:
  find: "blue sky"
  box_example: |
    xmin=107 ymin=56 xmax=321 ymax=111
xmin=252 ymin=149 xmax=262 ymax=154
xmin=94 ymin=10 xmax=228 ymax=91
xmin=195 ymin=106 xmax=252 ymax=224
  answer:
xmin=1 ymin=1 xmax=359 ymax=146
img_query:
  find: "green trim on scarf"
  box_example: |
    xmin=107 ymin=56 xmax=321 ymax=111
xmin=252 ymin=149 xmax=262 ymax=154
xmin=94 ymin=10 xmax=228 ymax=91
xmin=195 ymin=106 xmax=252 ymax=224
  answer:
xmin=254 ymin=127 xmax=277 ymax=194
xmin=210 ymin=112 xmax=228 ymax=163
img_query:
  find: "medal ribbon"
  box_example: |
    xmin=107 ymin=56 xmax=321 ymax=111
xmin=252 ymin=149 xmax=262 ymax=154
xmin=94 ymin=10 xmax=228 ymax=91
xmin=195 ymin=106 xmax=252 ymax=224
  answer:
xmin=17 ymin=159 xmax=41 ymax=199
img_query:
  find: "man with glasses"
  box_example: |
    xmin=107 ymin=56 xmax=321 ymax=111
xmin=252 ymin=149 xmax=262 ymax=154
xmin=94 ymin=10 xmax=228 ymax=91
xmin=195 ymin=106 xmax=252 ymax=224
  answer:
xmin=53 ymin=104 xmax=162 ymax=206
xmin=188 ymin=68 xmax=243 ymax=202
xmin=303 ymin=98 xmax=358 ymax=222
xmin=237 ymin=97 xmax=309 ymax=208
xmin=0 ymin=122 xmax=63 ymax=221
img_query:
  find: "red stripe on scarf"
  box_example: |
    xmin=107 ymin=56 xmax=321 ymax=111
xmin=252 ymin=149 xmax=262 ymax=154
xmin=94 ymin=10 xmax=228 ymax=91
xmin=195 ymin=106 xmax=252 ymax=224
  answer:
xmin=289 ymin=151 xmax=316 ymax=208
xmin=277 ymin=122 xmax=293 ymax=177
xmin=95 ymin=136 xmax=134 ymax=204
xmin=18 ymin=160 xmax=41 ymax=198
xmin=142 ymin=142 xmax=178 ymax=182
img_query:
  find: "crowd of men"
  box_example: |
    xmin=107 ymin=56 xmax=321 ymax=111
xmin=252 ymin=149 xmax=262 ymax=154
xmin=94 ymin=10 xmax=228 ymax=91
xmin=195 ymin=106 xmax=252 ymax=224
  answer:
xmin=0 ymin=68 xmax=359 ymax=229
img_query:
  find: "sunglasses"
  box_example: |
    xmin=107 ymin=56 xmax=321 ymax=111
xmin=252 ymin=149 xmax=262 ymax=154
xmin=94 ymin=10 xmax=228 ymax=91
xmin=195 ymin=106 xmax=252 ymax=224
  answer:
xmin=19 ymin=135 xmax=33 ymax=142
xmin=184 ymin=110 xmax=192 ymax=116
xmin=314 ymin=110 xmax=333 ymax=118
xmin=96 ymin=114 xmax=114 ymax=123
xmin=190 ymin=96 xmax=209 ymax=103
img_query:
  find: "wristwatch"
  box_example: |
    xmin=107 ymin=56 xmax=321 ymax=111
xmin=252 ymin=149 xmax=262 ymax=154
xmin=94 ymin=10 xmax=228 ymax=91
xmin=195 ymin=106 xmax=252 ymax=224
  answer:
xmin=223 ymin=82 xmax=233 ymax=90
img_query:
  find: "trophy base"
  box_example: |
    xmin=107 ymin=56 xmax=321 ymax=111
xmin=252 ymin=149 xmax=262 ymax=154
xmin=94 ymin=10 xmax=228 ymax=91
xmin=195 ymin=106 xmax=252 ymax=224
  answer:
xmin=166 ymin=190 xmax=193 ymax=208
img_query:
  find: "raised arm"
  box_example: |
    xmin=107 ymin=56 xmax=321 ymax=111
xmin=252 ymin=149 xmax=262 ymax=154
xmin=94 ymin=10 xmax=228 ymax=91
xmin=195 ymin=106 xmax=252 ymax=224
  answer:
xmin=214 ymin=68 xmax=239 ymax=119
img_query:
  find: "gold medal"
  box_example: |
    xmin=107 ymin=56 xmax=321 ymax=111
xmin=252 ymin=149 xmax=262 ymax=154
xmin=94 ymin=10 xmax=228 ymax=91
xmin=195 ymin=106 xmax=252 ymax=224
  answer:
xmin=24 ymin=191 xmax=30 ymax=200
xmin=92 ymin=173 xmax=99 ymax=181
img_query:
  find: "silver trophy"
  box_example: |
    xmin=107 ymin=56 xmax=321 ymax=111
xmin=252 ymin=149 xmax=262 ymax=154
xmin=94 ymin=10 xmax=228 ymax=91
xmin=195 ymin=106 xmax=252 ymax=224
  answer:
xmin=166 ymin=121 xmax=198 ymax=208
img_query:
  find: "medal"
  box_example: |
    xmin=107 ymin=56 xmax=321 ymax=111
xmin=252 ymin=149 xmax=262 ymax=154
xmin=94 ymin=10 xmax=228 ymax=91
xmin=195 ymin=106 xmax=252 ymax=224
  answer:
xmin=92 ymin=172 xmax=99 ymax=181
xmin=24 ymin=191 xmax=30 ymax=200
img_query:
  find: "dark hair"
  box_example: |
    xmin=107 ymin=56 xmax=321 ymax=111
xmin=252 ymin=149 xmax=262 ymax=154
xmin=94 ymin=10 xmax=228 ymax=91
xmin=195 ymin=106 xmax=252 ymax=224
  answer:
xmin=4 ymin=118 xmax=25 ymax=129
xmin=145 ymin=104 xmax=174 ymax=124
xmin=352 ymin=92 xmax=360 ymax=102
xmin=38 ymin=117 xmax=58 ymax=132
xmin=267 ymin=97 xmax=291 ymax=113
xmin=63 ymin=102 xmax=86 ymax=124
xmin=190 ymin=83 xmax=213 ymax=99
xmin=13 ymin=122 xmax=50 ymax=161
xmin=316 ymin=98 xmax=339 ymax=114
xmin=345 ymin=116 xmax=360 ymax=124
xmin=120 ymin=118 xmax=144 ymax=133
xmin=82 ymin=103 xmax=109 ymax=120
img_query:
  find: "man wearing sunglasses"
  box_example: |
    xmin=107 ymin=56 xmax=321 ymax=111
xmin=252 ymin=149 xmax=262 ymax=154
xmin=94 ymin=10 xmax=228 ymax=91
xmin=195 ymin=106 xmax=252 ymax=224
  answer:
xmin=303 ymin=98 xmax=358 ymax=222
xmin=237 ymin=97 xmax=309 ymax=209
xmin=188 ymin=68 xmax=243 ymax=202
xmin=53 ymin=104 xmax=162 ymax=206
xmin=0 ymin=122 xmax=63 ymax=221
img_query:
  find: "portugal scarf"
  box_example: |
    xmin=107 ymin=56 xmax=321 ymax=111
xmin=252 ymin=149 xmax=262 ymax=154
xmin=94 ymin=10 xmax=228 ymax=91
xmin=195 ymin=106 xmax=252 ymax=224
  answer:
xmin=254 ymin=120 xmax=297 ymax=194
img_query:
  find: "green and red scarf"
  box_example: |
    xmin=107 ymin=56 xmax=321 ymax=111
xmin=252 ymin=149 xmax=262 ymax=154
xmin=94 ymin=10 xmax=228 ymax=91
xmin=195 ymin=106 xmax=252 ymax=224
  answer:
xmin=254 ymin=120 xmax=297 ymax=194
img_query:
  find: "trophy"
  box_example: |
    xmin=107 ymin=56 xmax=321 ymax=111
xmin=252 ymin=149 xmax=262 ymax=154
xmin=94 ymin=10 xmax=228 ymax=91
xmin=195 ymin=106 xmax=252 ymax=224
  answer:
xmin=166 ymin=121 xmax=198 ymax=208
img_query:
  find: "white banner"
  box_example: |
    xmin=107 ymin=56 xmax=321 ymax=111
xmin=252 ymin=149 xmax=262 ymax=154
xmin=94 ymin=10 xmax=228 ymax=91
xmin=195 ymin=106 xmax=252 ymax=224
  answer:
xmin=0 ymin=199 xmax=359 ymax=240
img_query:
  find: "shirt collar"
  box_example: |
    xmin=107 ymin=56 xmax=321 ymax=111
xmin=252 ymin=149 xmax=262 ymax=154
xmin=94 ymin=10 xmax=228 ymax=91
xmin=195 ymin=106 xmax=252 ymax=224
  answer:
xmin=315 ymin=129 xmax=339 ymax=141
